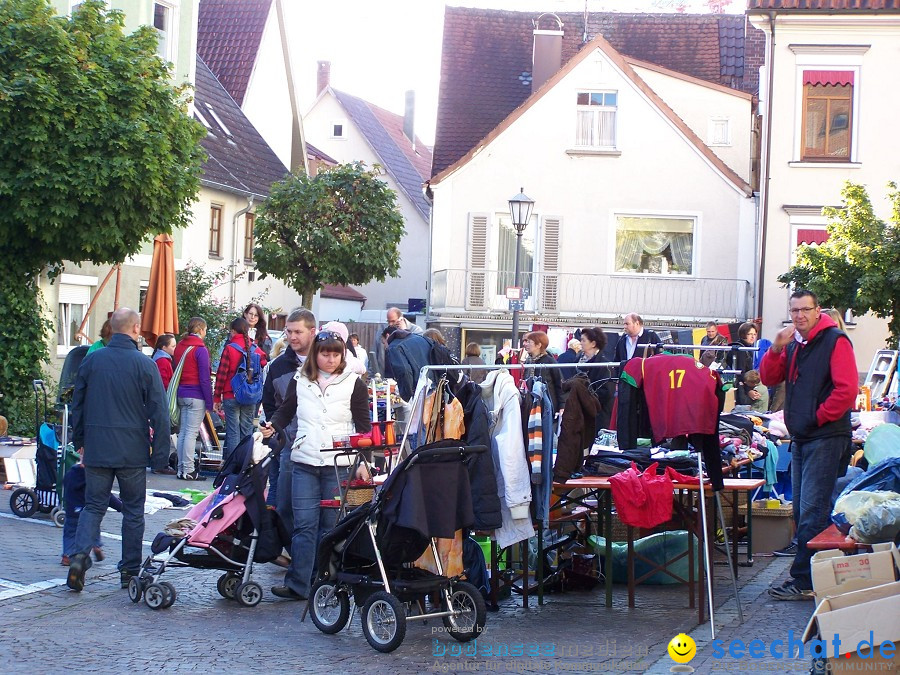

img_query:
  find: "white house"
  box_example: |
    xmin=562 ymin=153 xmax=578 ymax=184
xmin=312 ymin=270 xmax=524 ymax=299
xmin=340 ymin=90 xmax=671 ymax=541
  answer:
xmin=303 ymin=66 xmax=433 ymax=316
xmin=428 ymin=8 xmax=762 ymax=353
xmin=749 ymin=1 xmax=900 ymax=370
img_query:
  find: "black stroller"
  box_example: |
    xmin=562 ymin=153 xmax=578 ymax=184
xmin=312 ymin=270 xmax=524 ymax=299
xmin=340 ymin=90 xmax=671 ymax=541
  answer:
xmin=306 ymin=440 xmax=488 ymax=653
xmin=9 ymin=376 xmax=81 ymax=524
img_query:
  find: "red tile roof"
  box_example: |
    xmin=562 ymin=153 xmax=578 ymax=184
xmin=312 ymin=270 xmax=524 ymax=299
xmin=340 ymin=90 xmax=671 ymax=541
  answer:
xmin=433 ymin=7 xmax=764 ymax=178
xmin=748 ymin=0 xmax=900 ymax=9
xmin=321 ymin=284 xmax=367 ymax=302
xmin=197 ymin=0 xmax=273 ymax=106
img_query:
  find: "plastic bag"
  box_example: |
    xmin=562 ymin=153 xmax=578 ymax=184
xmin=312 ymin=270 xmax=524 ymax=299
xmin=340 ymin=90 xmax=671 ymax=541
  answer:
xmin=850 ymin=496 xmax=900 ymax=544
xmin=832 ymin=490 xmax=900 ymax=535
xmin=588 ymin=531 xmax=699 ymax=585
xmin=836 ymin=457 xmax=900 ymax=502
xmin=863 ymin=423 xmax=900 ymax=467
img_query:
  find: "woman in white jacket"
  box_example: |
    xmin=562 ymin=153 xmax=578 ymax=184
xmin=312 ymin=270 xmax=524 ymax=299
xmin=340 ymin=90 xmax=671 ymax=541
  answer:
xmin=262 ymin=330 xmax=371 ymax=601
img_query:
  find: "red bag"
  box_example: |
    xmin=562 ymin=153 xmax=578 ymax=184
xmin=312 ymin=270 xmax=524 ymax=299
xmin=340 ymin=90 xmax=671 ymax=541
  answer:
xmin=608 ymin=462 xmax=674 ymax=529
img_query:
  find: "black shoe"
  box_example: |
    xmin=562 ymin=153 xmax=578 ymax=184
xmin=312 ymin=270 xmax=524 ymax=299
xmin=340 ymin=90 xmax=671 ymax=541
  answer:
xmin=177 ymin=471 xmax=205 ymax=481
xmin=67 ymin=553 xmax=91 ymax=592
xmin=768 ymin=579 xmax=814 ymax=601
xmin=271 ymin=585 xmax=306 ymax=601
xmin=120 ymin=570 xmax=138 ymax=589
xmin=773 ymin=543 xmax=798 ymax=557
xmin=152 ymin=467 xmax=177 ymax=475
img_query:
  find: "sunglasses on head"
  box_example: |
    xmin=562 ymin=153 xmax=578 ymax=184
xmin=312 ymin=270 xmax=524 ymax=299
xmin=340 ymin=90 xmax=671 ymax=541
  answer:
xmin=316 ymin=330 xmax=343 ymax=342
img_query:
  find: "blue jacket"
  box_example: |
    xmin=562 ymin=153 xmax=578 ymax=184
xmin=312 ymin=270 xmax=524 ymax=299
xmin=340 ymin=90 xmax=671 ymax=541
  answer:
xmin=385 ymin=331 xmax=434 ymax=400
xmin=72 ymin=333 xmax=170 ymax=470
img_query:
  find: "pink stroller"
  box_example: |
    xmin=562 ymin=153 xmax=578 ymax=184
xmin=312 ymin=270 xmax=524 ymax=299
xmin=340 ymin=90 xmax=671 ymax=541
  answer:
xmin=129 ymin=433 xmax=286 ymax=609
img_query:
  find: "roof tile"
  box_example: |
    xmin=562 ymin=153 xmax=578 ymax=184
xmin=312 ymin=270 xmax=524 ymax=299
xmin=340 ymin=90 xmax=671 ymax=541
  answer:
xmin=197 ymin=0 xmax=273 ymax=105
xmin=747 ymin=0 xmax=900 ymax=9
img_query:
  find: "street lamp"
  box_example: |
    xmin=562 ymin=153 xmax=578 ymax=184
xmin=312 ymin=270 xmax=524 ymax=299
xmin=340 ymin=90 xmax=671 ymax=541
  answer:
xmin=508 ymin=187 xmax=534 ymax=349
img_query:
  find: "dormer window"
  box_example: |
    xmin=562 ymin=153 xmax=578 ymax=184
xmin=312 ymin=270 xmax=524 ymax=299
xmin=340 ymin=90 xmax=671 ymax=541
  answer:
xmin=575 ymin=91 xmax=617 ymax=149
xmin=331 ymin=120 xmax=347 ymax=139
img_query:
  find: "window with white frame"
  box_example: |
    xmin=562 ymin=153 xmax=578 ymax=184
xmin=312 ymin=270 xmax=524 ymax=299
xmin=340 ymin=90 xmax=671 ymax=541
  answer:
xmin=153 ymin=2 xmax=174 ymax=63
xmin=801 ymin=71 xmax=852 ymax=160
xmin=331 ymin=120 xmax=347 ymax=139
xmin=614 ymin=215 xmax=695 ymax=275
xmin=57 ymin=285 xmax=90 ymax=354
xmin=494 ymin=212 xmax=537 ymax=297
xmin=575 ymin=91 xmax=617 ymax=148
xmin=708 ymin=117 xmax=731 ymax=146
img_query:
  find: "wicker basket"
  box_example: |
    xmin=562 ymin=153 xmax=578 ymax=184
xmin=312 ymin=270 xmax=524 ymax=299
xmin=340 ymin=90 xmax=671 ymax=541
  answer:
xmin=342 ymin=481 xmax=375 ymax=506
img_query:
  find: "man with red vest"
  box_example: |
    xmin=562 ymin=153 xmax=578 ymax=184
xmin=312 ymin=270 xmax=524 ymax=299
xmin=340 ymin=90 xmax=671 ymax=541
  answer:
xmin=760 ymin=290 xmax=857 ymax=600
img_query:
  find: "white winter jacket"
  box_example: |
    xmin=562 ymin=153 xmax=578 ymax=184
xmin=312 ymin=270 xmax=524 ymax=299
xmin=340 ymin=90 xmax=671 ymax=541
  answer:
xmin=290 ymin=370 xmax=359 ymax=467
xmin=480 ymin=369 xmax=534 ymax=548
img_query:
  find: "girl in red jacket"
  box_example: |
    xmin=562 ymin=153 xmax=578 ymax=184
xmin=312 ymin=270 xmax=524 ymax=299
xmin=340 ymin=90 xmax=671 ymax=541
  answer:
xmin=151 ymin=334 xmax=176 ymax=389
xmin=214 ymin=317 xmax=267 ymax=461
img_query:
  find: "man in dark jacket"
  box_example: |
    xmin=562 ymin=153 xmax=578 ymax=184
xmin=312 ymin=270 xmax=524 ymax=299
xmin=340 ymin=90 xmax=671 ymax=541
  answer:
xmin=385 ymin=329 xmax=434 ymax=400
xmin=555 ymin=338 xmax=581 ymax=380
xmin=760 ymin=290 xmax=857 ymax=601
xmin=262 ymin=307 xmax=316 ymax=536
xmin=67 ymin=308 xmax=170 ymax=592
xmin=614 ymin=313 xmax=661 ymax=362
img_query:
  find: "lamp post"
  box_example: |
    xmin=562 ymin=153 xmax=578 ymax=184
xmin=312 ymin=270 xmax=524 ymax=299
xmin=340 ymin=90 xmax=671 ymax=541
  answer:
xmin=508 ymin=187 xmax=534 ymax=349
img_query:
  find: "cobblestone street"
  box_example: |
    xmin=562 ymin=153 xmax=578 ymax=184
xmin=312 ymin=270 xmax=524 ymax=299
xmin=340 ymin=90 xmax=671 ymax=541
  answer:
xmin=1 ymin=472 xmax=816 ymax=673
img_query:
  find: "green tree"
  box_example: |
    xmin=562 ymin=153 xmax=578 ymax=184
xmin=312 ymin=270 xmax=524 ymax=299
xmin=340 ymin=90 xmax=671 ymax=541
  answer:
xmin=176 ymin=263 xmax=232 ymax=362
xmin=0 ymin=0 xmax=205 ymax=432
xmin=253 ymin=162 xmax=405 ymax=307
xmin=778 ymin=181 xmax=900 ymax=345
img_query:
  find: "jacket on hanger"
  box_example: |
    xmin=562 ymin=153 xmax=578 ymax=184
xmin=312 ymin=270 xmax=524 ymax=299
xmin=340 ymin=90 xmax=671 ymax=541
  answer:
xmin=555 ymin=376 xmax=603 ymax=482
xmin=454 ymin=381 xmax=503 ymax=530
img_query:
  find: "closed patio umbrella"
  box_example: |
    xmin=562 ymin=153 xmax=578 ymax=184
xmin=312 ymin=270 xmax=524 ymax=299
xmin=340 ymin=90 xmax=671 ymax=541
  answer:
xmin=141 ymin=233 xmax=179 ymax=345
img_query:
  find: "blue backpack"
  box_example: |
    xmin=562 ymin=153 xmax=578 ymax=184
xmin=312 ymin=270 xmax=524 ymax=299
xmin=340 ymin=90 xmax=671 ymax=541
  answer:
xmin=228 ymin=343 xmax=263 ymax=405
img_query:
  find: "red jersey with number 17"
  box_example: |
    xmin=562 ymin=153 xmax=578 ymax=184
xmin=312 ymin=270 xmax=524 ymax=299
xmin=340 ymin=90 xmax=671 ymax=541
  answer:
xmin=621 ymin=355 xmax=722 ymax=439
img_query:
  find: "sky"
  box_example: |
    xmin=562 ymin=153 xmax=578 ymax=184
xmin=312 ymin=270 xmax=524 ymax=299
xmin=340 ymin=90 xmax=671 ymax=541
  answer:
xmin=286 ymin=0 xmax=743 ymax=147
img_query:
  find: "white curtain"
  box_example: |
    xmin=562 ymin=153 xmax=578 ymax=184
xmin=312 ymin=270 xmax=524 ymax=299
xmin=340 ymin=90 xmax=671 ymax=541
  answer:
xmin=615 ymin=232 xmax=692 ymax=273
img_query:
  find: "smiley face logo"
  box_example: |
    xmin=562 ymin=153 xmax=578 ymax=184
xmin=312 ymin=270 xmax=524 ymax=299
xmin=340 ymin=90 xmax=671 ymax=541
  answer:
xmin=668 ymin=633 xmax=696 ymax=664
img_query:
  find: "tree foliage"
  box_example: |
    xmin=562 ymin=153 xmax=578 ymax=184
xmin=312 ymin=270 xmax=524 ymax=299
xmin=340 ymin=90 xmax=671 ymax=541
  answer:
xmin=0 ymin=0 xmax=205 ymax=431
xmin=253 ymin=162 xmax=405 ymax=307
xmin=176 ymin=262 xmax=232 ymax=360
xmin=779 ymin=181 xmax=900 ymax=345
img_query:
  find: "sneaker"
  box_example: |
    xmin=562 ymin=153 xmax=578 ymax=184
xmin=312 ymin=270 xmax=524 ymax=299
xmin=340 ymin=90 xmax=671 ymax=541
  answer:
xmin=773 ymin=543 xmax=798 ymax=557
xmin=177 ymin=470 xmax=205 ymax=481
xmin=66 ymin=553 xmax=91 ymax=592
xmin=271 ymin=585 xmax=306 ymax=601
xmin=60 ymin=555 xmax=70 ymax=566
xmin=152 ymin=467 xmax=177 ymax=475
xmin=120 ymin=570 xmax=138 ymax=589
xmin=768 ymin=579 xmax=813 ymax=601
xmin=92 ymin=546 xmax=105 ymax=562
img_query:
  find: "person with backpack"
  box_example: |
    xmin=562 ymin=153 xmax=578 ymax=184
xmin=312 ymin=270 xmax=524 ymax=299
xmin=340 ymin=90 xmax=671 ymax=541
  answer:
xmin=173 ymin=318 xmax=214 ymax=481
xmin=214 ymin=317 xmax=268 ymax=462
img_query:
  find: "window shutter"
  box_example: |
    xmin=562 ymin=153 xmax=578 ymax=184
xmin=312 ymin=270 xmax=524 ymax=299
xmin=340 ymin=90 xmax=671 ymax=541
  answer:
xmin=541 ymin=217 xmax=561 ymax=312
xmin=58 ymin=284 xmax=90 ymax=305
xmin=466 ymin=213 xmax=489 ymax=310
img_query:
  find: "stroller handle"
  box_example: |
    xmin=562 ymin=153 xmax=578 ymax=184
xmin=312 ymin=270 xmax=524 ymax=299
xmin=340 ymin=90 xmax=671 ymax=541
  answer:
xmin=409 ymin=444 xmax=487 ymax=465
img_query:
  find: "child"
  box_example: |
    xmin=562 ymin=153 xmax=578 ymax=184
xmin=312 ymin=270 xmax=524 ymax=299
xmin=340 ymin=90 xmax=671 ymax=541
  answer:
xmin=61 ymin=459 xmax=123 ymax=566
xmin=742 ymin=369 xmax=770 ymax=413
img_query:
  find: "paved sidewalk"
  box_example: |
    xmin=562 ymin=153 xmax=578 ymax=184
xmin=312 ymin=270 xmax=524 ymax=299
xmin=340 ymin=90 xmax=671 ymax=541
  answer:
xmin=0 ymin=473 xmax=819 ymax=673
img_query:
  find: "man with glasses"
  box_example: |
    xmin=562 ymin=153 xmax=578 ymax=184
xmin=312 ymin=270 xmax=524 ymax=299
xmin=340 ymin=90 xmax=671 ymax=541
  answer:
xmin=386 ymin=306 xmax=423 ymax=334
xmin=760 ymin=290 xmax=857 ymax=600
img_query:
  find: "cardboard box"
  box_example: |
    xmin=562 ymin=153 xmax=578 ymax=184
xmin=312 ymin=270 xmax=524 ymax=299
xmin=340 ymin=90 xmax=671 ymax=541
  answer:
xmin=740 ymin=501 xmax=795 ymax=554
xmin=803 ymin=580 xmax=900 ymax=672
xmin=812 ymin=543 xmax=900 ymax=605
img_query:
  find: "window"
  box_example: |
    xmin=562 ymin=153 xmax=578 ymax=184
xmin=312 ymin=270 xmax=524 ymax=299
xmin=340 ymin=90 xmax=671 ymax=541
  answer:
xmin=153 ymin=2 xmax=171 ymax=62
xmin=331 ymin=121 xmax=346 ymax=139
xmin=615 ymin=216 xmax=695 ymax=275
xmin=495 ymin=213 xmax=536 ymax=297
xmin=57 ymin=284 xmax=90 ymax=354
xmin=209 ymin=205 xmax=222 ymax=257
xmin=708 ymin=117 xmax=731 ymax=146
xmin=575 ymin=91 xmax=617 ymax=148
xmin=244 ymin=213 xmax=255 ymax=262
xmin=801 ymin=71 xmax=853 ymax=160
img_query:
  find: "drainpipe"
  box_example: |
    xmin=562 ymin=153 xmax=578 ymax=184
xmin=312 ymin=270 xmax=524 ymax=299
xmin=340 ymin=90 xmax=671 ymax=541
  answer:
xmin=423 ymin=181 xmax=434 ymax=319
xmin=230 ymin=196 xmax=254 ymax=309
xmin=756 ymin=11 xmax=776 ymax=321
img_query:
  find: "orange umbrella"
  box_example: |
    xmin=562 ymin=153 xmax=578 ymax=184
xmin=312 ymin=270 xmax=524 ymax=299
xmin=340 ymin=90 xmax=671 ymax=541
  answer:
xmin=141 ymin=233 xmax=179 ymax=346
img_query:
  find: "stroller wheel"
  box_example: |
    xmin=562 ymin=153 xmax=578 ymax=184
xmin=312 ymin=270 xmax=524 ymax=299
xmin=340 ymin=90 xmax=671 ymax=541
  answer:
xmin=127 ymin=577 xmax=144 ymax=603
xmin=235 ymin=581 xmax=262 ymax=608
xmin=216 ymin=573 xmax=241 ymax=600
xmin=10 ymin=488 xmax=37 ymax=518
xmin=159 ymin=582 xmax=177 ymax=608
xmin=309 ymin=580 xmax=351 ymax=634
xmin=441 ymin=581 xmax=487 ymax=643
xmin=51 ymin=508 xmax=66 ymax=528
xmin=361 ymin=591 xmax=407 ymax=653
xmin=144 ymin=583 xmax=167 ymax=610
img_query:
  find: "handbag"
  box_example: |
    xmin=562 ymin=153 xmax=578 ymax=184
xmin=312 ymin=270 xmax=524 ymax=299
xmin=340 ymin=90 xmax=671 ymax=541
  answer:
xmin=167 ymin=346 xmax=194 ymax=427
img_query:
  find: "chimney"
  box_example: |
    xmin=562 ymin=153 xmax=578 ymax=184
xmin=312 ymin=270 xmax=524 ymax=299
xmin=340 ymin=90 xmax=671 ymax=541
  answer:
xmin=532 ymin=14 xmax=564 ymax=95
xmin=316 ymin=60 xmax=331 ymax=96
xmin=403 ymin=90 xmax=415 ymax=147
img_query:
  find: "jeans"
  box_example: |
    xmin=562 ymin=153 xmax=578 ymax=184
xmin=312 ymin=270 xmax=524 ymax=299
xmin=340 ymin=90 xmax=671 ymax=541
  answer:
xmin=284 ymin=462 xmax=344 ymax=598
xmin=73 ymin=466 xmax=146 ymax=574
xmin=176 ymin=397 xmax=206 ymax=475
xmin=223 ymin=398 xmax=256 ymax=461
xmin=266 ymin=451 xmax=280 ymax=507
xmin=62 ymin=507 xmax=101 ymax=555
xmin=790 ymin=435 xmax=846 ymax=589
xmin=275 ymin=447 xmax=294 ymax=535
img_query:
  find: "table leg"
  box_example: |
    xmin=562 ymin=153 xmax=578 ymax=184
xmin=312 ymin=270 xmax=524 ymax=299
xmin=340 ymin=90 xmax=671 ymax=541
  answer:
xmin=537 ymin=526 xmax=544 ymax=606
xmin=489 ymin=539 xmax=498 ymax=609
xmin=731 ymin=489 xmax=739 ymax=574
xmin=627 ymin=525 xmax=635 ymax=608
xmin=604 ymin=491 xmax=613 ymax=608
xmin=521 ymin=540 xmax=529 ymax=608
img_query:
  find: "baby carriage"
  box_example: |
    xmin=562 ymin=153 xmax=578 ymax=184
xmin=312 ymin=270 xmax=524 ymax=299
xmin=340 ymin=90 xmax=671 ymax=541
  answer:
xmin=9 ymin=378 xmax=80 ymax=525
xmin=129 ymin=433 xmax=287 ymax=609
xmin=306 ymin=440 xmax=488 ymax=653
